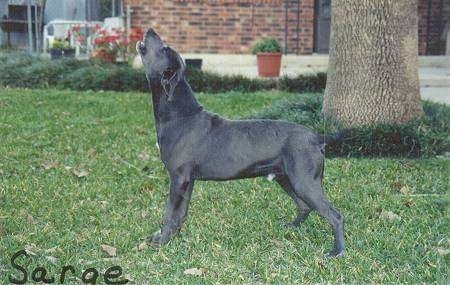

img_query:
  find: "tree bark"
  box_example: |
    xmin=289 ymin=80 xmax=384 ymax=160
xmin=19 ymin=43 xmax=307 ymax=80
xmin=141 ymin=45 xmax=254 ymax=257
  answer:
xmin=322 ymin=0 xmax=423 ymax=127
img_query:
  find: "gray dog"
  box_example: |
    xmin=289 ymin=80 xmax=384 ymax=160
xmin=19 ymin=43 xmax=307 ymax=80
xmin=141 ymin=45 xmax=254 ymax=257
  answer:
xmin=137 ymin=29 xmax=345 ymax=257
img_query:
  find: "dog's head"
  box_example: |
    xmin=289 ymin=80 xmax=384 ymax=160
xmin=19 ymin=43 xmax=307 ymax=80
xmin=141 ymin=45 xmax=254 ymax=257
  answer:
xmin=136 ymin=29 xmax=185 ymax=101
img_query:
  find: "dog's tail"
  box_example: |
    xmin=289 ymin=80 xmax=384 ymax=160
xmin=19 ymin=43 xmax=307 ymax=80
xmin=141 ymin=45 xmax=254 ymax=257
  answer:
xmin=319 ymin=129 xmax=351 ymax=146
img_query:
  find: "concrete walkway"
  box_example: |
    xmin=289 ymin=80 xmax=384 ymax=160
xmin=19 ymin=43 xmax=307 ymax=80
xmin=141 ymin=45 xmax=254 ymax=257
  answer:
xmin=179 ymin=54 xmax=450 ymax=105
xmin=420 ymin=87 xmax=450 ymax=104
xmin=419 ymin=66 xmax=450 ymax=104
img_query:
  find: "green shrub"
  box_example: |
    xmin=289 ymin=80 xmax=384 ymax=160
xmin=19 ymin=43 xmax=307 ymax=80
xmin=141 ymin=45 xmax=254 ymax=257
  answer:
xmin=59 ymin=64 xmax=148 ymax=92
xmin=19 ymin=59 xmax=80 ymax=88
xmin=0 ymin=53 xmax=35 ymax=69
xmin=0 ymin=57 xmax=95 ymax=88
xmin=278 ymin=73 xmax=327 ymax=93
xmin=251 ymin=94 xmax=450 ymax=157
xmin=0 ymin=53 xmax=327 ymax=93
xmin=185 ymin=68 xmax=327 ymax=94
xmin=185 ymin=68 xmax=277 ymax=93
xmin=252 ymin=37 xmax=282 ymax=54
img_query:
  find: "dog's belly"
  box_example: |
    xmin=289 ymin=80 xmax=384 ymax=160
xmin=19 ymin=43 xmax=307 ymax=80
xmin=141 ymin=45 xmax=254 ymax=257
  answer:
xmin=192 ymin=119 xmax=292 ymax=180
xmin=195 ymin=152 xmax=284 ymax=181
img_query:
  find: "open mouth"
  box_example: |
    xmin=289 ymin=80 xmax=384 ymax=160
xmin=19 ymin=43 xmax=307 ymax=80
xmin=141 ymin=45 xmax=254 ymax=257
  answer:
xmin=137 ymin=41 xmax=147 ymax=55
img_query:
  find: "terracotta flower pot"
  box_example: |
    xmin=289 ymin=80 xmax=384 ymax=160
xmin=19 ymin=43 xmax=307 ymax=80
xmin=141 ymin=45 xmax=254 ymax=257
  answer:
xmin=256 ymin=52 xmax=282 ymax=77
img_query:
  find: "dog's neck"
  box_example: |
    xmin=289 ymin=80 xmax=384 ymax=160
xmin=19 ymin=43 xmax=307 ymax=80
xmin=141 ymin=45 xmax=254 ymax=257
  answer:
xmin=150 ymin=77 xmax=203 ymax=126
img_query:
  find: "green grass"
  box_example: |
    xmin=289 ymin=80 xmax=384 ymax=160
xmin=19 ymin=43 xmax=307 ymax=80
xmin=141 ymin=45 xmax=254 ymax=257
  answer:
xmin=0 ymin=88 xmax=448 ymax=283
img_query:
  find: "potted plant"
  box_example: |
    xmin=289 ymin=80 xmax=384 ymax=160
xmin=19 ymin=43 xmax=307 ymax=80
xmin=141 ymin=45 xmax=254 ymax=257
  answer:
xmin=91 ymin=27 xmax=127 ymax=63
xmin=50 ymin=39 xmax=75 ymax=59
xmin=252 ymin=37 xmax=282 ymax=77
xmin=49 ymin=39 xmax=66 ymax=59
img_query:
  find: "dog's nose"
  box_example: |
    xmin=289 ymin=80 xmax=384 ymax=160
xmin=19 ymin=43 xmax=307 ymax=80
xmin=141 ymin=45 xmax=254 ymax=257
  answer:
xmin=146 ymin=28 xmax=158 ymax=38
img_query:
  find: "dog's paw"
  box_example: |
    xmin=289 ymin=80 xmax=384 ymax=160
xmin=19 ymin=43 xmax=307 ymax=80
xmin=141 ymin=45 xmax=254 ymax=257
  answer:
xmin=149 ymin=230 xmax=164 ymax=247
xmin=324 ymin=249 xmax=345 ymax=259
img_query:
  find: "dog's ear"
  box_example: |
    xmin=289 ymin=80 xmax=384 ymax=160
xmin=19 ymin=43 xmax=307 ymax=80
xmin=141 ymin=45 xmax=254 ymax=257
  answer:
xmin=161 ymin=50 xmax=185 ymax=102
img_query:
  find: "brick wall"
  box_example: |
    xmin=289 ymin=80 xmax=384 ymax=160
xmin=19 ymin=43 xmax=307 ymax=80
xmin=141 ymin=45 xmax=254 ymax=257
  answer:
xmin=123 ymin=0 xmax=314 ymax=54
xmin=418 ymin=0 xmax=447 ymax=55
xmin=124 ymin=0 xmax=447 ymax=55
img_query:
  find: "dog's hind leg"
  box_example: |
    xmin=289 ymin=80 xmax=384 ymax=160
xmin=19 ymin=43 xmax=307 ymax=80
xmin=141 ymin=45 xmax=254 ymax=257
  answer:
xmin=292 ymin=182 xmax=345 ymax=257
xmin=151 ymin=170 xmax=194 ymax=246
xmin=275 ymin=176 xmax=312 ymax=227
xmin=284 ymin=151 xmax=345 ymax=257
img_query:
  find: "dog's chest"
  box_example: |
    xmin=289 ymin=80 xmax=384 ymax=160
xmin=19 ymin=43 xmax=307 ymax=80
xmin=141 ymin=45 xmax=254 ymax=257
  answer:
xmin=157 ymin=122 xmax=206 ymax=166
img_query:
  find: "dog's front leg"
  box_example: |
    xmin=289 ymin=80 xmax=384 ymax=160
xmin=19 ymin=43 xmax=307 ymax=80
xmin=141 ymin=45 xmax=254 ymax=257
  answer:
xmin=151 ymin=174 xmax=194 ymax=246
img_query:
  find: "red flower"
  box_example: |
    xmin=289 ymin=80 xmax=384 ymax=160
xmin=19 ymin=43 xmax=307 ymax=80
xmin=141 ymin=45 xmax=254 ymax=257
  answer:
xmin=105 ymin=35 xmax=119 ymax=43
xmin=119 ymin=38 xmax=130 ymax=46
xmin=94 ymin=37 xmax=107 ymax=45
xmin=71 ymin=25 xmax=81 ymax=32
xmin=130 ymin=28 xmax=144 ymax=40
xmin=76 ymin=35 xmax=85 ymax=43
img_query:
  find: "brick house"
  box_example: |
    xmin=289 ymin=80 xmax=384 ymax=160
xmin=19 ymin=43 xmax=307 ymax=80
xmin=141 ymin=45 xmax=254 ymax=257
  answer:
xmin=124 ymin=0 xmax=447 ymax=55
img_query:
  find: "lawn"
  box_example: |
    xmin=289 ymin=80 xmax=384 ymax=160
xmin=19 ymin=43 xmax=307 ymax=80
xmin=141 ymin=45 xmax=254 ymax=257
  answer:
xmin=0 ymin=88 xmax=448 ymax=283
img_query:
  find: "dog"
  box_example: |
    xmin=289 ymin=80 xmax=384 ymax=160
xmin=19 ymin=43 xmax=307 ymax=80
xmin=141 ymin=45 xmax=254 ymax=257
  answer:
xmin=136 ymin=29 xmax=345 ymax=257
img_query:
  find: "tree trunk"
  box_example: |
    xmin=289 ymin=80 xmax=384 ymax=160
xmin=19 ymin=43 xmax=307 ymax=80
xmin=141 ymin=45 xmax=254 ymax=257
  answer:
xmin=322 ymin=0 xmax=423 ymax=127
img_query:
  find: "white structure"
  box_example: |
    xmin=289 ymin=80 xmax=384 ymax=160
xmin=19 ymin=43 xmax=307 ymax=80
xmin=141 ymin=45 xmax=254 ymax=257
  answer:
xmin=43 ymin=18 xmax=124 ymax=58
xmin=42 ymin=19 xmax=102 ymax=56
xmin=0 ymin=0 xmax=123 ymax=51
